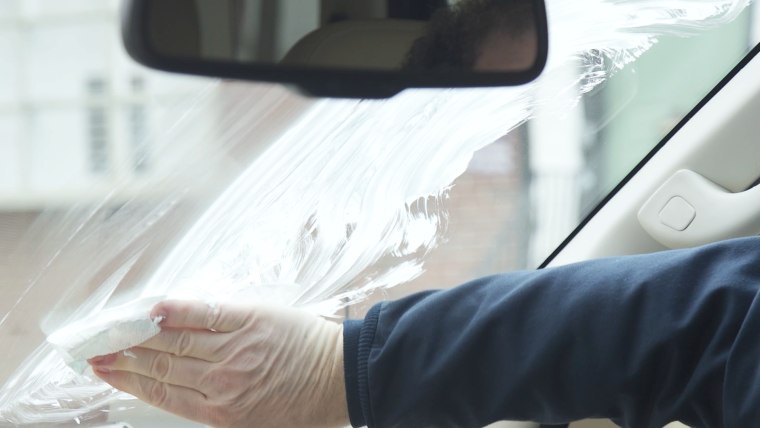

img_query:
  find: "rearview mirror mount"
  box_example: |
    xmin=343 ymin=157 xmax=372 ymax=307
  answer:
xmin=121 ymin=0 xmax=549 ymax=98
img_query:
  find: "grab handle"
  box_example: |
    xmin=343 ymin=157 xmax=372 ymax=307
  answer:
xmin=638 ymin=169 xmax=760 ymax=249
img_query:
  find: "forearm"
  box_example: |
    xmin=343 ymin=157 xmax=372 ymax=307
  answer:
xmin=344 ymin=237 xmax=760 ymax=427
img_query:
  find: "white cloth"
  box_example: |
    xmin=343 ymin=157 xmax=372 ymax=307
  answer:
xmin=47 ymin=297 xmax=164 ymax=373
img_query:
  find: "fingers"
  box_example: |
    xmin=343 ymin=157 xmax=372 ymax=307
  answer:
xmin=152 ymin=300 xmax=250 ymax=333
xmin=138 ymin=329 xmax=229 ymax=362
xmin=93 ymin=368 xmax=216 ymax=426
xmin=90 ymin=348 xmax=209 ymax=392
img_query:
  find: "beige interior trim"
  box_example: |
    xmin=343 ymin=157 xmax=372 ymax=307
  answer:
xmin=550 ymin=49 xmax=760 ymax=267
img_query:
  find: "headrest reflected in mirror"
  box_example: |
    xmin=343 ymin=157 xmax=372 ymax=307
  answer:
xmin=122 ymin=0 xmax=549 ymax=98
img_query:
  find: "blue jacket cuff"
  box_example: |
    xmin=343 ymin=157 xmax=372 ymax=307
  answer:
xmin=343 ymin=303 xmax=382 ymax=427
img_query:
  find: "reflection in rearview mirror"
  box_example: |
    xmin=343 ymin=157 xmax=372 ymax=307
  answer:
xmin=124 ymin=0 xmax=548 ymax=97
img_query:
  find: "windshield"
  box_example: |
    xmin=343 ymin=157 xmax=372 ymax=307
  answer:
xmin=0 ymin=0 xmax=758 ymax=426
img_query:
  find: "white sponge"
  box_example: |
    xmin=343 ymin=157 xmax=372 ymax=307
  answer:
xmin=47 ymin=296 xmax=165 ymax=373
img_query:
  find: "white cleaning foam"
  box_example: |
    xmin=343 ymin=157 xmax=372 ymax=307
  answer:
xmin=46 ymin=297 xmax=165 ymax=373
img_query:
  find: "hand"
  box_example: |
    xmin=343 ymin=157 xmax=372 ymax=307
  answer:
xmin=88 ymin=301 xmax=349 ymax=428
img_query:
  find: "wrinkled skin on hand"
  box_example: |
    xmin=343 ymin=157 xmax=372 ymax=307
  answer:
xmin=88 ymin=301 xmax=348 ymax=428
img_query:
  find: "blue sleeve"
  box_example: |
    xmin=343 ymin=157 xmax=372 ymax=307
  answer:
xmin=343 ymin=236 xmax=760 ymax=428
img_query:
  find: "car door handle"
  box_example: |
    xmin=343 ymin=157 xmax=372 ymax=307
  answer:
xmin=638 ymin=169 xmax=760 ymax=249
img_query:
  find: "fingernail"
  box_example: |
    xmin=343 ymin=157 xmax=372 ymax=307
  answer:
xmin=89 ymin=354 xmax=117 ymax=366
xmin=94 ymin=367 xmax=111 ymax=376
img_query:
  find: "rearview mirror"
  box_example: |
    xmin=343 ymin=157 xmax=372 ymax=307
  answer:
xmin=121 ymin=0 xmax=548 ymax=98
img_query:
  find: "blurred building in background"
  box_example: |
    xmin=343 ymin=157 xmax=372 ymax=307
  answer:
xmin=0 ymin=0 xmax=209 ymax=209
xmin=0 ymin=1 xmax=213 ymax=397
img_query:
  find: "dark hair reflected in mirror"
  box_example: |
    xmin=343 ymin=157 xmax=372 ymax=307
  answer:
xmin=404 ymin=0 xmax=538 ymax=72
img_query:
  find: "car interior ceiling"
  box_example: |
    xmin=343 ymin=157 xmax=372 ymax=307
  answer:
xmin=225 ymin=0 xmax=447 ymax=63
xmin=322 ymin=0 xmax=448 ymax=23
xmin=249 ymin=0 xmax=448 ymax=26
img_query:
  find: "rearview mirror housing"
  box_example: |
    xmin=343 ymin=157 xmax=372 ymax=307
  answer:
xmin=121 ymin=0 xmax=549 ymax=98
